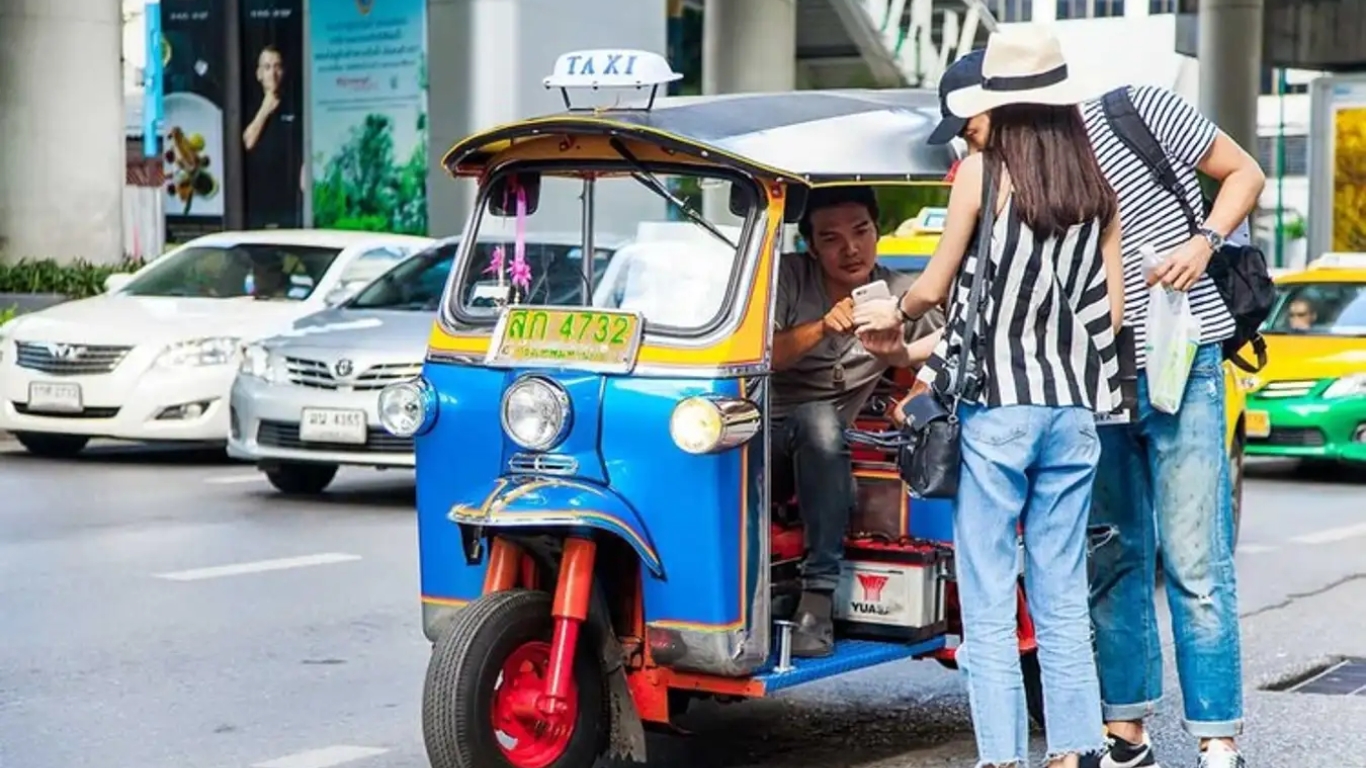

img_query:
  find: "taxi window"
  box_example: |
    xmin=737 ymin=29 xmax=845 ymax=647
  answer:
xmin=1265 ymin=282 xmax=1366 ymax=336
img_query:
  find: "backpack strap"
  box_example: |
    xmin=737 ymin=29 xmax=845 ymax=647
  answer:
xmin=1099 ymin=88 xmax=1201 ymax=236
xmin=1227 ymin=336 xmax=1269 ymax=373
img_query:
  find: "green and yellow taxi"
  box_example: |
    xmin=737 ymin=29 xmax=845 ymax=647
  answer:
xmin=1243 ymin=252 xmax=1366 ymax=463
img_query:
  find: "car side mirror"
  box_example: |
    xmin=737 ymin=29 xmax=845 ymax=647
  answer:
xmin=323 ymin=286 xmax=354 ymax=306
xmin=104 ymin=273 xmax=133 ymax=293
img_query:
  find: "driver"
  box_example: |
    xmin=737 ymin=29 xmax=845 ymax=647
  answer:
xmin=771 ymin=185 xmax=945 ymax=657
xmin=1287 ymin=297 xmax=1317 ymax=331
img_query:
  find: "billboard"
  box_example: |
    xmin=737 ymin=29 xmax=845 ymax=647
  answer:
xmin=161 ymin=0 xmax=227 ymax=242
xmin=308 ymin=0 xmax=429 ymax=235
xmin=241 ymin=0 xmax=305 ymax=229
xmin=1309 ymin=75 xmax=1366 ymax=259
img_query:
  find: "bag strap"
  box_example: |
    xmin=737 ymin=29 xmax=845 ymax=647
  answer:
xmin=1228 ymin=336 xmax=1269 ymax=372
xmin=949 ymin=156 xmax=1000 ymax=409
xmin=1100 ymin=87 xmax=1200 ymax=237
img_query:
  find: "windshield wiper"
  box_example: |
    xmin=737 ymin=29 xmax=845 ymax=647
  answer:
xmin=607 ymin=138 xmax=736 ymax=249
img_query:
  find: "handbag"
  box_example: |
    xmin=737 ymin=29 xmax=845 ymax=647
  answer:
xmin=896 ymin=159 xmax=1000 ymax=499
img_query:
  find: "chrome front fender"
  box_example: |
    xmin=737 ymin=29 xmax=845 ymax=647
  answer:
xmin=449 ymin=475 xmax=664 ymax=579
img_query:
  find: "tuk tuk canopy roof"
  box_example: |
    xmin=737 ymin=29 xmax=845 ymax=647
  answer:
xmin=442 ymin=89 xmax=961 ymax=183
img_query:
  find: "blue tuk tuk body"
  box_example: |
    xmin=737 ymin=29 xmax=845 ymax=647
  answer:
xmin=379 ymin=49 xmax=1041 ymax=768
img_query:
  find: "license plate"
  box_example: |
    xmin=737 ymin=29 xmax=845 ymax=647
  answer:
xmin=1245 ymin=409 xmax=1271 ymax=438
xmin=487 ymin=307 xmax=643 ymax=372
xmin=27 ymin=382 xmax=83 ymax=413
xmin=298 ymin=408 xmax=367 ymax=444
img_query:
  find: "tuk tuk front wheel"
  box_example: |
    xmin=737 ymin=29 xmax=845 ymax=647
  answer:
xmin=422 ymin=589 xmax=607 ymax=768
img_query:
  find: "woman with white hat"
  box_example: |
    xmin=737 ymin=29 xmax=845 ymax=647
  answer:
xmin=857 ymin=24 xmax=1124 ymax=768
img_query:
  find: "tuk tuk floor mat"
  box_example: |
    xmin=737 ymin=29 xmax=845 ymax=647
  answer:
xmin=1270 ymin=657 xmax=1366 ymax=696
xmin=757 ymin=636 xmax=946 ymax=693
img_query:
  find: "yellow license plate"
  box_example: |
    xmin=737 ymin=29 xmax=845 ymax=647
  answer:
xmin=487 ymin=307 xmax=644 ymax=371
xmin=1245 ymin=409 xmax=1271 ymax=439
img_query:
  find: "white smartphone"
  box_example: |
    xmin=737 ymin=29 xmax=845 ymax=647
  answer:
xmin=852 ymin=279 xmax=891 ymax=305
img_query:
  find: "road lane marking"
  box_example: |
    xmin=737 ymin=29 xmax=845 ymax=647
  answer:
xmin=252 ymin=746 xmax=388 ymax=768
xmin=204 ymin=473 xmax=265 ymax=485
xmin=1291 ymin=522 xmax=1366 ymax=545
xmin=154 ymin=553 xmax=362 ymax=581
xmin=1237 ymin=544 xmax=1278 ymax=554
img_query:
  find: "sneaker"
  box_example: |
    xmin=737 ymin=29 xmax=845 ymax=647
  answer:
xmin=1080 ymin=733 xmax=1160 ymax=768
xmin=1196 ymin=742 xmax=1245 ymax=768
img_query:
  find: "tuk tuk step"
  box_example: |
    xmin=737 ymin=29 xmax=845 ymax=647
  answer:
xmin=755 ymin=636 xmax=947 ymax=693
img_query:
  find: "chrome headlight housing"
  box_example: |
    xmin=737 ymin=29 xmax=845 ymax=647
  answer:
xmin=669 ymin=396 xmax=760 ymax=454
xmin=378 ymin=377 xmax=438 ymax=438
xmin=155 ymin=337 xmax=242 ymax=368
xmin=238 ymin=342 xmax=278 ymax=381
xmin=501 ymin=376 xmax=571 ymax=451
xmin=1323 ymin=373 xmax=1366 ymax=399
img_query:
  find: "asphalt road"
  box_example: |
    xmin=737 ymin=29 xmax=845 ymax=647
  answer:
xmin=2 ymin=438 xmax=1364 ymax=768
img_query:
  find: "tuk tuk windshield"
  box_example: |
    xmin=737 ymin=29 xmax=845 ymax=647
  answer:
xmin=449 ymin=168 xmax=756 ymax=335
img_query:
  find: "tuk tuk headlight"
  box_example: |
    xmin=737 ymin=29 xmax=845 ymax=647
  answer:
xmin=1323 ymin=373 xmax=1366 ymax=399
xmin=669 ymin=396 xmax=760 ymax=454
xmin=502 ymin=376 xmax=571 ymax=451
xmin=378 ymin=377 xmax=437 ymax=438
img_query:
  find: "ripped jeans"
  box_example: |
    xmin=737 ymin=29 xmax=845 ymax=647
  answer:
xmin=955 ymin=403 xmax=1105 ymax=767
xmin=1088 ymin=342 xmax=1243 ymax=738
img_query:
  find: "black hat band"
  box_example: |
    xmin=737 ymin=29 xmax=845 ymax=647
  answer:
xmin=980 ymin=64 xmax=1068 ymax=93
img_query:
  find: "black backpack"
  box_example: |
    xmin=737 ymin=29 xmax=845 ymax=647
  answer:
xmin=1100 ymin=88 xmax=1276 ymax=373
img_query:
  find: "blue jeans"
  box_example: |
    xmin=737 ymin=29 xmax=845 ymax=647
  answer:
xmin=1088 ymin=342 xmax=1243 ymax=738
xmin=773 ymin=401 xmax=854 ymax=592
xmin=955 ymin=403 xmax=1105 ymax=766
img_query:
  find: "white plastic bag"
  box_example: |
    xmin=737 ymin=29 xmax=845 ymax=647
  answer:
xmin=1141 ymin=244 xmax=1201 ymax=414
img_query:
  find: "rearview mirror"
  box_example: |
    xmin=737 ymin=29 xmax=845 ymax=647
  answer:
xmin=488 ymin=173 xmax=541 ymax=216
xmin=104 ymin=273 xmax=133 ymax=293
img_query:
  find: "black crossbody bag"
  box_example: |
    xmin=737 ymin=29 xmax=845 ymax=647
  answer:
xmin=895 ymin=160 xmax=999 ymax=499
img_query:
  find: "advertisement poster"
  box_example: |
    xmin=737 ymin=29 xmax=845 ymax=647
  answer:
xmin=242 ymin=0 xmax=305 ymax=229
xmin=1332 ymin=104 xmax=1366 ymax=252
xmin=309 ymin=0 xmax=429 ymax=235
xmin=162 ymin=0 xmax=227 ymax=241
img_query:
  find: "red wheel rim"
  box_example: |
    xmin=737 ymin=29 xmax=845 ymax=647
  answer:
xmin=491 ymin=640 xmax=578 ymax=768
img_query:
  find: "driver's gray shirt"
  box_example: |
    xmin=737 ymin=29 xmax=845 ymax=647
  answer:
xmin=771 ymin=253 xmax=945 ymax=426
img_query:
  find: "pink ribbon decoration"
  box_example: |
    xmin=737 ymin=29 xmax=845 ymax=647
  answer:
xmin=509 ymin=184 xmax=532 ymax=292
xmin=483 ymin=245 xmax=505 ymax=276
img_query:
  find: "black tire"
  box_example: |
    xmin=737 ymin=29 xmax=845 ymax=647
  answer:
xmin=15 ymin=432 xmax=89 ymax=458
xmin=1022 ymin=649 xmax=1046 ymax=731
xmin=423 ymin=589 xmax=608 ymax=768
xmin=264 ymin=463 xmax=338 ymax=495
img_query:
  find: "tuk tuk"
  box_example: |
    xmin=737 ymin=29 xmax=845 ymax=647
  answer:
xmin=377 ymin=49 xmax=1045 ymax=768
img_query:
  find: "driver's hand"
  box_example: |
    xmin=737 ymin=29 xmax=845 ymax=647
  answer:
xmin=858 ymin=327 xmax=904 ymax=356
xmin=823 ymin=298 xmax=856 ymax=337
xmin=853 ymin=296 xmax=902 ymax=333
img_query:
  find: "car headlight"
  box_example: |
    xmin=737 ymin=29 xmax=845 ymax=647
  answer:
xmin=669 ymin=396 xmax=760 ymax=454
xmin=378 ymin=377 xmax=437 ymax=438
xmin=154 ymin=337 xmax=241 ymax=368
xmin=238 ymin=342 xmax=277 ymax=381
xmin=501 ymin=376 xmax=571 ymax=451
xmin=1323 ymin=373 xmax=1366 ymax=399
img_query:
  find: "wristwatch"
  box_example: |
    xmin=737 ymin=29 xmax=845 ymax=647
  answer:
xmin=1197 ymin=227 xmax=1226 ymax=252
xmin=896 ymin=290 xmax=917 ymax=323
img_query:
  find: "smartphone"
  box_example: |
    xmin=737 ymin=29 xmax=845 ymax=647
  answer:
xmin=852 ymin=279 xmax=891 ymax=305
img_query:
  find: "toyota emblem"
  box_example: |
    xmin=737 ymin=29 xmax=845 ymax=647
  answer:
xmin=334 ymin=359 xmax=354 ymax=378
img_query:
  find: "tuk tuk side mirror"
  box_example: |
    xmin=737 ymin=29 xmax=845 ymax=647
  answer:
xmin=727 ymin=183 xmax=758 ymax=218
xmin=783 ymin=187 xmax=809 ymax=224
xmin=488 ymin=173 xmax=542 ymax=216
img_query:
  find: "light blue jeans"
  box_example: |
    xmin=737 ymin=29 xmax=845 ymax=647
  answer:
xmin=1088 ymin=343 xmax=1243 ymax=737
xmin=955 ymin=403 xmax=1105 ymax=766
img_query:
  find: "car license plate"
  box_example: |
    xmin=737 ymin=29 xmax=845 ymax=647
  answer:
xmin=27 ymin=382 xmax=83 ymax=413
xmin=299 ymin=408 xmax=367 ymax=444
xmin=1245 ymin=409 xmax=1271 ymax=439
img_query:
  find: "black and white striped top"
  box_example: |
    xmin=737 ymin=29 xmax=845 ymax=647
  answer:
xmin=917 ymin=195 xmax=1121 ymax=412
xmin=1081 ymin=85 xmax=1233 ymax=369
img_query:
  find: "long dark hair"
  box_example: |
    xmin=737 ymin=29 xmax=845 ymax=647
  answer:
xmin=984 ymin=103 xmax=1117 ymax=240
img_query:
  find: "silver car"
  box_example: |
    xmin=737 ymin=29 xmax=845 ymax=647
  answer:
xmin=227 ymin=232 xmax=625 ymax=494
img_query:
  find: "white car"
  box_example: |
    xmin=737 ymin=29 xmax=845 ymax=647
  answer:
xmin=0 ymin=229 xmax=434 ymax=457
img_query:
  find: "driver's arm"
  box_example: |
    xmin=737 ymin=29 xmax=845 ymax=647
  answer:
xmin=771 ymin=258 xmax=823 ymax=372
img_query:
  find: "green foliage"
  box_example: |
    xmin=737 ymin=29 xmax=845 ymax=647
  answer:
xmin=0 ymin=257 xmax=145 ymax=298
xmin=1284 ymin=214 xmax=1307 ymax=241
xmin=312 ymin=108 xmax=429 ymax=236
xmin=876 ymin=185 xmax=951 ymax=235
xmin=0 ymin=305 xmax=16 ymax=326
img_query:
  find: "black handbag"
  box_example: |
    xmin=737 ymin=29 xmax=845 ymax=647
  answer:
xmin=896 ymin=160 xmax=1000 ymax=500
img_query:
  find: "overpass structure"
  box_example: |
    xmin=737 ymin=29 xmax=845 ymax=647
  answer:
xmin=0 ymin=0 xmax=1362 ymax=264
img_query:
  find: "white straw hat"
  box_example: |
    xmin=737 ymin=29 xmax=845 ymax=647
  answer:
xmin=945 ymin=25 xmax=1100 ymax=118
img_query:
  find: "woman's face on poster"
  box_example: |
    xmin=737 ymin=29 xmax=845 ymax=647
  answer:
xmin=257 ymin=49 xmax=284 ymax=94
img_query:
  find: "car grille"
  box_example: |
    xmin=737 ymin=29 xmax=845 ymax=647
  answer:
xmin=12 ymin=403 xmax=120 ymax=419
xmin=14 ymin=342 xmax=133 ymax=375
xmin=508 ymin=453 xmax=579 ymax=475
xmin=1251 ymin=427 xmax=1326 ymax=447
xmin=283 ymin=356 xmax=423 ymax=391
xmin=255 ymin=419 xmax=414 ymax=453
xmin=1254 ymin=379 xmax=1320 ymax=399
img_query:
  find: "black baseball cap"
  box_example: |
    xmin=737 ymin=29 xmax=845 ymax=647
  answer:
xmin=927 ymin=49 xmax=987 ymax=146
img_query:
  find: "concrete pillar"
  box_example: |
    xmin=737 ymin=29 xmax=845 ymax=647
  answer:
xmin=1196 ymin=0 xmax=1264 ymax=156
xmin=701 ymin=0 xmax=796 ymax=223
xmin=0 ymin=0 xmax=124 ymax=263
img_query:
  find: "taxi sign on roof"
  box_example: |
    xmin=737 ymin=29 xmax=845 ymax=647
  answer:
xmin=543 ymin=49 xmax=681 ymax=90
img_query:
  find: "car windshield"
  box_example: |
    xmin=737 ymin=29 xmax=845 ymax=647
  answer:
xmin=449 ymin=168 xmax=756 ymax=334
xmin=1264 ymin=282 xmax=1366 ymax=336
xmin=122 ymin=244 xmax=343 ymax=300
